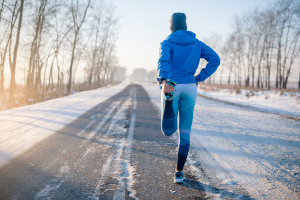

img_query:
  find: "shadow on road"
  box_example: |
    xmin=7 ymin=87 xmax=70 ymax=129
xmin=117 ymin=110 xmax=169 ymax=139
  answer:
xmin=181 ymin=176 xmax=256 ymax=200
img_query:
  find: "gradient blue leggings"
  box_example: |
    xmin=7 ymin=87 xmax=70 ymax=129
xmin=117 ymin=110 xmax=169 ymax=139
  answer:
xmin=161 ymin=83 xmax=197 ymax=171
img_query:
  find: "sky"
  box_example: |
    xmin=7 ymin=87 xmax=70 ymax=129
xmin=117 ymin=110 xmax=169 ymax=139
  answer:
xmin=110 ymin=0 xmax=275 ymax=75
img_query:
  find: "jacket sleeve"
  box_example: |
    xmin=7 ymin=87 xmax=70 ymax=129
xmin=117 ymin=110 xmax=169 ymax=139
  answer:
xmin=195 ymin=42 xmax=221 ymax=82
xmin=157 ymin=40 xmax=172 ymax=81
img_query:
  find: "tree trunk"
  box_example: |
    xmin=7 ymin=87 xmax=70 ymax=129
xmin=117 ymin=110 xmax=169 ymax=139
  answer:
xmin=228 ymin=68 xmax=231 ymax=85
xmin=268 ymin=65 xmax=271 ymax=90
xmin=0 ymin=66 xmax=3 ymax=97
xmin=9 ymin=0 xmax=24 ymax=104
xmin=251 ymin=66 xmax=254 ymax=88
xmin=298 ymin=73 xmax=300 ymax=89
xmin=220 ymin=67 xmax=223 ymax=85
xmin=67 ymin=35 xmax=77 ymax=94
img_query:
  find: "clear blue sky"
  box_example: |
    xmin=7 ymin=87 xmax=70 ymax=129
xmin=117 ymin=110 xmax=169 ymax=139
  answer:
xmin=111 ymin=0 xmax=275 ymax=75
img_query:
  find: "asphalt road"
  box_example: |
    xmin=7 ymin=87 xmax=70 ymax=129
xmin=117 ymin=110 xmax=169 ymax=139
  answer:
xmin=0 ymin=84 xmax=211 ymax=200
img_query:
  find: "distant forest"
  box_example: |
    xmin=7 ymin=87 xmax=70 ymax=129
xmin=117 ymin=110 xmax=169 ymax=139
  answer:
xmin=200 ymin=0 xmax=300 ymax=90
xmin=0 ymin=0 xmax=124 ymax=109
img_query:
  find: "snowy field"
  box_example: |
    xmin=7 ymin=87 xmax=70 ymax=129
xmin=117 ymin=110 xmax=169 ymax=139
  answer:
xmin=143 ymin=83 xmax=300 ymax=200
xmin=0 ymin=81 xmax=129 ymax=168
xmin=198 ymin=86 xmax=300 ymax=119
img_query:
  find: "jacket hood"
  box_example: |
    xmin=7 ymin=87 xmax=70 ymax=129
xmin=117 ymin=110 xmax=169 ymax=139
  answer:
xmin=166 ymin=30 xmax=196 ymax=45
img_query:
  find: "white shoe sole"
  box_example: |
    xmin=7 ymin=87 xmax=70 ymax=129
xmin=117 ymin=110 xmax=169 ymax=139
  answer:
xmin=174 ymin=177 xmax=184 ymax=184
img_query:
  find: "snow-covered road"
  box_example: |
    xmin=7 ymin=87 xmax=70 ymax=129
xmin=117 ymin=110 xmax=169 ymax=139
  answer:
xmin=0 ymin=82 xmax=299 ymax=199
xmin=143 ymin=83 xmax=300 ymax=200
xmin=0 ymin=82 xmax=129 ymax=168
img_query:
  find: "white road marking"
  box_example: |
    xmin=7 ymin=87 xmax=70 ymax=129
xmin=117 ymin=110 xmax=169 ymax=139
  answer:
xmin=113 ymin=87 xmax=138 ymax=200
xmin=107 ymin=101 xmax=128 ymax=135
xmin=87 ymin=101 xmax=120 ymax=140
xmin=34 ymin=183 xmax=62 ymax=200
xmin=78 ymin=121 xmax=95 ymax=136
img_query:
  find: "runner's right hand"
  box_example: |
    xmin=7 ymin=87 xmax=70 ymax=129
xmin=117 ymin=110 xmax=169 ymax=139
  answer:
xmin=161 ymin=80 xmax=174 ymax=94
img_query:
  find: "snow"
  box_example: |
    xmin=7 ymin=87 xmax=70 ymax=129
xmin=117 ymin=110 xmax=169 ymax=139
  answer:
xmin=1 ymin=81 xmax=299 ymax=199
xmin=90 ymin=87 xmax=138 ymax=199
xmin=198 ymin=86 xmax=300 ymax=119
xmin=35 ymin=183 xmax=62 ymax=200
xmin=30 ymin=85 xmax=138 ymax=199
xmin=0 ymin=81 xmax=130 ymax=168
xmin=143 ymin=83 xmax=300 ymax=200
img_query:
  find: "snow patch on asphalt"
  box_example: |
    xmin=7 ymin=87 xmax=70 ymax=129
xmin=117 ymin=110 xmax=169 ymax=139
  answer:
xmin=119 ymin=115 xmax=138 ymax=199
xmin=60 ymin=165 xmax=69 ymax=174
xmin=91 ymin=90 xmax=138 ymax=199
xmin=113 ymin=87 xmax=138 ymax=199
xmin=92 ymin=138 xmax=126 ymax=198
xmin=92 ymin=98 xmax=131 ymax=198
xmin=78 ymin=121 xmax=95 ymax=136
xmin=35 ymin=183 xmax=62 ymax=200
xmin=87 ymin=101 xmax=120 ymax=140
xmin=107 ymin=101 xmax=128 ymax=136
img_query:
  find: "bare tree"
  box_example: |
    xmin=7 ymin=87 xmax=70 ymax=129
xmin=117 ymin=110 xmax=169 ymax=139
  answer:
xmin=217 ymin=0 xmax=300 ymax=90
xmin=0 ymin=0 xmax=120 ymax=110
xmin=67 ymin=0 xmax=91 ymax=94
xmin=203 ymin=32 xmax=222 ymax=84
xmin=0 ymin=0 xmax=11 ymax=97
xmin=9 ymin=0 xmax=24 ymax=104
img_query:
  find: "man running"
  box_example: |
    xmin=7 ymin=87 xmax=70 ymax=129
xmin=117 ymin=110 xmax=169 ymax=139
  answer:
xmin=157 ymin=12 xmax=220 ymax=184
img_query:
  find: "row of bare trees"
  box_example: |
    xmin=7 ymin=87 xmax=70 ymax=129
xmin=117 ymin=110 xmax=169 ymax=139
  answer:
xmin=205 ymin=0 xmax=300 ymax=89
xmin=0 ymin=0 xmax=120 ymax=107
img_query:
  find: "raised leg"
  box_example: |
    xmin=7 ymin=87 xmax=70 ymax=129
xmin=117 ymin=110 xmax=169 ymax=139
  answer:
xmin=160 ymin=81 xmax=179 ymax=136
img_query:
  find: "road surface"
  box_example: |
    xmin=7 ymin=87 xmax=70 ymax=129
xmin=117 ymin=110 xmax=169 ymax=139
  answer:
xmin=0 ymin=83 xmax=299 ymax=200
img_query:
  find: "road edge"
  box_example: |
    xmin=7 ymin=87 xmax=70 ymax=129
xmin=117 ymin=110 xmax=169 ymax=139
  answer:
xmin=197 ymin=93 xmax=300 ymax=121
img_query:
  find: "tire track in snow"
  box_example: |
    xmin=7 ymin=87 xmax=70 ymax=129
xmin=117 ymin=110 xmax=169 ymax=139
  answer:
xmin=91 ymin=87 xmax=138 ymax=199
xmin=34 ymin=94 xmax=129 ymax=200
xmin=43 ymin=103 xmax=120 ymax=172
xmin=91 ymin=98 xmax=131 ymax=198
xmin=113 ymin=86 xmax=137 ymax=200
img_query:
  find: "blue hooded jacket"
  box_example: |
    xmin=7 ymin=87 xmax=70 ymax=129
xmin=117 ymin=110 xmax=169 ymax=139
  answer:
xmin=157 ymin=30 xmax=220 ymax=84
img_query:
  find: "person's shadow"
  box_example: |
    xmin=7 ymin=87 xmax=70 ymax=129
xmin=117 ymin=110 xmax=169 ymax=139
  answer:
xmin=181 ymin=174 xmax=256 ymax=200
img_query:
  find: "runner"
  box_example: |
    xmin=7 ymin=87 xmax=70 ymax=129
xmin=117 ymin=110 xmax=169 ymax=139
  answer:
xmin=157 ymin=12 xmax=221 ymax=184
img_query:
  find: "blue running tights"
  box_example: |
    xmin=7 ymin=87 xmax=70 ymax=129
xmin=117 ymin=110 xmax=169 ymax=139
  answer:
xmin=161 ymin=83 xmax=197 ymax=171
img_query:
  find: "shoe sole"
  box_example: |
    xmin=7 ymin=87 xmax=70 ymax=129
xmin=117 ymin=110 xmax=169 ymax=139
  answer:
xmin=174 ymin=177 xmax=184 ymax=184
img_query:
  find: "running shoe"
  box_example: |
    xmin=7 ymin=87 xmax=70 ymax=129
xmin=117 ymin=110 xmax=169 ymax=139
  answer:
xmin=174 ymin=171 xmax=185 ymax=184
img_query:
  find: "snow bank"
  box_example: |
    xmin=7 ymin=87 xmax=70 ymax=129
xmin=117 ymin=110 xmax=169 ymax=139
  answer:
xmin=198 ymin=87 xmax=300 ymax=119
xmin=0 ymin=81 xmax=130 ymax=168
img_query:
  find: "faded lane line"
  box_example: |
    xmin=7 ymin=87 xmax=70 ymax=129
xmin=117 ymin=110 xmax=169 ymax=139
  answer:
xmin=78 ymin=121 xmax=95 ymax=136
xmin=90 ymin=96 xmax=132 ymax=199
xmin=34 ymin=183 xmax=62 ymax=200
xmin=87 ymin=101 xmax=120 ymax=140
xmin=113 ymin=86 xmax=138 ymax=200
xmin=113 ymin=114 xmax=137 ymax=200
